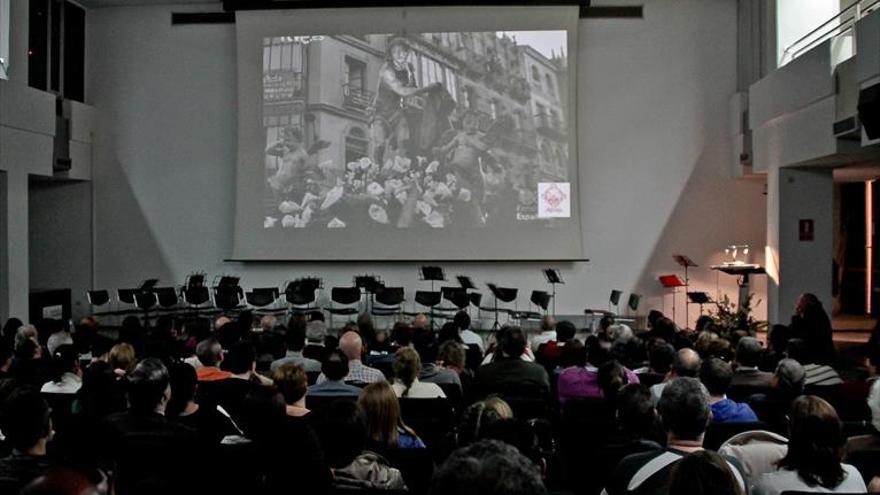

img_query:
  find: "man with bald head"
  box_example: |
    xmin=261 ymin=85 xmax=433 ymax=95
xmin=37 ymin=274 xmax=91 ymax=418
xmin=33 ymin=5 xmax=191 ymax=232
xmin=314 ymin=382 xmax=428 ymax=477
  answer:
xmin=316 ymin=331 xmax=385 ymax=384
xmin=412 ymin=314 xmax=429 ymax=331
xmin=650 ymin=348 xmax=702 ymax=404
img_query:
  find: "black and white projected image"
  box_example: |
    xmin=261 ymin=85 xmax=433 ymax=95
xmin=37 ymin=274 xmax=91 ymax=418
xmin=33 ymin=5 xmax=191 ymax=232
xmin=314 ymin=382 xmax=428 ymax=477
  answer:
xmin=262 ymin=31 xmax=569 ymax=230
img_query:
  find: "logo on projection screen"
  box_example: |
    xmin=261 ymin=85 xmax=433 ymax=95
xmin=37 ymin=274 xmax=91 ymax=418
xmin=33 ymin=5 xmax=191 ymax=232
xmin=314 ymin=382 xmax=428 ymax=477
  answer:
xmin=538 ymin=182 xmax=570 ymax=218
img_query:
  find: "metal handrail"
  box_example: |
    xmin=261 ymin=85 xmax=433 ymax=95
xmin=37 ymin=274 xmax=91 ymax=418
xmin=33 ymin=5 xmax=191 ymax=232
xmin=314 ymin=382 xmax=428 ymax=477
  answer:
xmin=780 ymin=0 xmax=880 ymax=65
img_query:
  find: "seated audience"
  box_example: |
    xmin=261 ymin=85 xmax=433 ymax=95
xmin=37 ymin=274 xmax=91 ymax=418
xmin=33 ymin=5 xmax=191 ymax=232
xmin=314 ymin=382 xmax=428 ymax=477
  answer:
xmin=650 ymin=348 xmax=701 ymax=404
xmin=414 ymin=328 xmax=462 ymax=390
xmin=455 ymin=311 xmax=484 ymax=353
xmin=456 ymin=396 xmax=515 ymax=447
xmin=166 ymin=361 xmax=232 ymax=445
xmin=748 ymin=358 xmax=806 ymax=434
xmin=787 ymin=338 xmax=842 ymax=386
xmin=40 ymin=345 xmax=82 ymax=394
xmin=358 ymin=381 xmax=426 ymax=450
xmin=0 ymin=388 xmax=55 ymax=493
xmin=46 ymin=328 xmax=73 ymax=357
xmin=312 ymin=400 xmax=406 ymax=491
xmin=732 ymin=336 xmax=773 ymax=388
xmin=316 ymin=331 xmax=384 ymax=384
xmin=598 ymin=359 xmax=640 ymax=403
xmin=604 ymin=377 xmax=747 ymax=495
xmin=474 ymin=327 xmax=550 ymax=399
xmin=718 ymin=429 xmax=789 ymax=481
xmin=762 ymin=324 xmax=791 ymax=372
xmin=392 ymin=347 xmax=445 ymax=398
xmin=308 ymin=349 xmax=363 ymax=397
xmin=700 ymin=357 xmax=758 ymax=423
xmin=668 ymin=450 xmax=745 ymax=495
xmin=270 ymin=321 xmax=321 ymax=373
xmin=754 ymin=395 xmax=866 ymax=494
xmin=430 ymin=439 xmax=548 ymax=495
xmin=193 ymin=338 xmax=232 ymax=382
xmin=272 ymin=362 xmax=310 ymax=417
xmin=198 ymin=342 xmax=268 ymax=425
xmin=635 ymin=341 xmax=675 ymax=387
xmin=536 ymin=320 xmax=577 ymax=367
xmin=100 ymin=358 xmax=199 ymax=495
xmin=530 ymin=315 xmax=557 ymax=352
xmin=437 ymin=340 xmax=472 ymax=394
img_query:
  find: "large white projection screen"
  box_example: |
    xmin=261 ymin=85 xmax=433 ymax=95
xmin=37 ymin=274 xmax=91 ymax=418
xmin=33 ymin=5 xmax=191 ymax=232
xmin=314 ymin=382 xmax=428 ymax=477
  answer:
xmin=234 ymin=7 xmax=583 ymax=260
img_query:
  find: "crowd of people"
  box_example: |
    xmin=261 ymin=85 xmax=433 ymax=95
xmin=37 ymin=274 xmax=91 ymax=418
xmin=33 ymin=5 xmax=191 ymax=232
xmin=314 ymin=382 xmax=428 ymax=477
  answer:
xmin=0 ymin=291 xmax=876 ymax=495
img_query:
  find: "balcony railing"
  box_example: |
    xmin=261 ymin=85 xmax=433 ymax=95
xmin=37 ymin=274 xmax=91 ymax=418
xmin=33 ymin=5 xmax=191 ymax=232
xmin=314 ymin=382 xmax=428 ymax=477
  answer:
xmin=780 ymin=0 xmax=880 ymax=66
xmin=342 ymin=83 xmax=374 ymax=112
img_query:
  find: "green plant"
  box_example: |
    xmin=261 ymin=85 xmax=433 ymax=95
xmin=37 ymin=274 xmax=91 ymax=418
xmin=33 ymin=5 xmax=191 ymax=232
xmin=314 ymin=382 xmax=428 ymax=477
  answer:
xmin=711 ymin=293 xmax=768 ymax=337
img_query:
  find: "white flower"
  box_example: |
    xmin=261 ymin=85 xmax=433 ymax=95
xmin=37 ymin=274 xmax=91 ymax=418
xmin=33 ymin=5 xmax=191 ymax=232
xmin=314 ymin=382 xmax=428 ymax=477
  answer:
xmin=385 ymin=179 xmax=404 ymax=193
xmin=392 ymin=156 xmax=411 ymax=174
xmin=264 ymin=216 xmax=278 ymax=228
xmin=281 ymin=215 xmax=296 ymax=228
xmin=366 ymin=182 xmax=384 ymax=197
xmin=458 ymin=188 xmax=472 ymax=202
xmin=423 ymin=210 xmax=445 ymax=228
xmin=327 ymin=217 xmax=346 ymax=228
xmin=434 ymin=182 xmax=453 ymax=199
xmin=279 ymin=201 xmax=300 ymax=214
xmin=395 ymin=191 xmax=408 ymax=204
xmin=369 ymin=204 xmax=389 ymax=224
xmin=426 ymin=161 xmax=440 ymax=175
xmin=422 ymin=191 xmax=438 ymax=207
xmin=347 ymin=161 xmax=359 ymax=171
xmin=301 ymin=192 xmax=320 ymax=206
xmin=416 ymin=200 xmax=433 ymax=217
xmin=293 ymin=215 xmax=308 ymax=228
xmin=321 ymin=185 xmax=344 ymax=210
xmin=301 ymin=204 xmax=314 ymax=223
xmin=358 ymin=157 xmax=372 ymax=170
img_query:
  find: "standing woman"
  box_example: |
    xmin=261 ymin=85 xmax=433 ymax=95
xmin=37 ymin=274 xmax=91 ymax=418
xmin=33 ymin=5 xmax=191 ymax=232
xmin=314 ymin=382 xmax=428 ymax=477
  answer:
xmin=358 ymin=381 xmax=425 ymax=450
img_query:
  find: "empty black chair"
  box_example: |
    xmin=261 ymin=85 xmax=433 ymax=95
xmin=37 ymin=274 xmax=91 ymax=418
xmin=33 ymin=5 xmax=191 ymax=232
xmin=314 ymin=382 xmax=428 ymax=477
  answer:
xmin=703 ymin=421 xmax=768 ymax=451
xmin=436 ymin=383 xmax=463 ymax=413
xmin=213 ymin=285 xmax=243 ymax=312
xmin=246 ymin=287 xmax=279 ymax=308
xmin=306 ymin=371 xmax=321 ymax=385
xmin=286 ymin=279 xmax=321 ymax=313
xmin=182 ymin=286 xmax=211 ymax=310
xmin=413 ymin=291 xmax=441 ymax=309
xmin=118 ymin=288 xmax=137 ymax=308
xmin=153 ymin=287 xmax=179 ymax=309
xmin=325 ymin=287 xmax=361 ymax=327
xmin=377 ymin=447 xmax=434 ymax=495
xmin=503 ymin=396 xmax=550 ymax=421
xmin=372 ymin=286 xmax=405 ymax=317
xmin=87 ymin=289 xmax=113 ymax=316
xmin=305 ymin=394 xmax=357 ymax=412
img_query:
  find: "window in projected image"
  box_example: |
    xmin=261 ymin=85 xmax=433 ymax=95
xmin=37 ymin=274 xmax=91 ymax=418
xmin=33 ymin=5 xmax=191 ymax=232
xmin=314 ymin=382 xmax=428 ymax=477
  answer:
xmin=261 ymin=31 xmax=570 ymax=231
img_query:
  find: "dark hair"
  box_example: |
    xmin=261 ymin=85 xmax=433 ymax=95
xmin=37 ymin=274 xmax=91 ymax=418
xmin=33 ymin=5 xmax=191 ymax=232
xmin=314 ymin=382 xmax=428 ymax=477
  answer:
xmin=223 ymin=342 xmax=256 ymax=375
xmin=768 ymin=324 xmax=791 ymax=353
xmin=167 ymin=362 xmax=197 ymax=417
xmin=700 ymin=357 xmax=733 ymax=396
xmin=125 ymin=358 xmax=170 ymax=413
xmin=1 ymin=317 xmax=22 ymax=344
xmin=668 ymin=450 xmax=743 ymax=495
xmin=702 ymin=339 xmax=734 ymax=362
xmin=313 ymin=400 xmax=367 ymax=468
xmin=413 ymin=328 xmax=438 ymax=363
xmin=657 ymin=377 xmax=710 ymax=440
xmin=1 ymin=388 xmax=52 ymax=451
xmin=647 ymin=310 xmax=665 ymax=329
xmin=777 ymin=395 xmax=845 ymax=488
xmin=49 ymin=344 xmax=79 ymax=383
xmin=439 ymin=322 xmax=463 ymax=345
xmin=391 ymin=322 xmax=414 ymax=347
xmin=785 ymin=338 xmax=809 ymax=364
xmin=286 ymin=322 xmax=307 ymax=352
xmin=560 ymin=339 xmax=587 ymax=368
xmin=14 ymin=338 xmax=39 ymax=361
xmin=430 ymin=439 xmax=547 ymax=495
xmin=555 ymin=321 xmax=577 ymax=342
xmin=597 ymin=360 xmax=628 ymax=400
xmin=649 ymin=341 xmax=675 ymax=374
xmin=735 ymin=337 xmax=763 ymax=368
xmin=586 ymin=336 xmax=612 ymax=367
xmin=454 ymin=311 xmax=471 ymax=331
xmin=77 ymin=361 xmax=126 ymax=418
xmin=272 ymin=363 xmax=308 ymax=405
xmin=617 ymin=384 xmax=657 ymax=438
xmin=694 ymin=315 xmax=715 ymax=333
xmin=322 ymin=349 xmax=350 ymax=381
xmin=652 ymin=317 xmax=677 ymax=342
xmin=500 ymin=327 xmax=527 ymax=358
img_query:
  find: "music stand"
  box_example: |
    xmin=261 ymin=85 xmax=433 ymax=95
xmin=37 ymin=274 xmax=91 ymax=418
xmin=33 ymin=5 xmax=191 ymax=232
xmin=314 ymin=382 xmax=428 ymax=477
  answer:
xmin=542 ymin=268 xmax=563 ymax=315
xmin=354 ymin=275 xmax=382 ymax=313
xmin=457 ymin=276 xmax=476 ymax=291
xmin=658 ymin=274 xmax=686 ymax=325
xmin=487 ymin=283 xmax=517 ymax=330
xmin=673 ymin=254 xmax=698 ymax=327
xmin=139 ymin=279 xmax=159 ymax=291
xmin=687 ymin=292 xmax=711 ymax=316
xmin=610 ymin=290 xmax=622 ymax=314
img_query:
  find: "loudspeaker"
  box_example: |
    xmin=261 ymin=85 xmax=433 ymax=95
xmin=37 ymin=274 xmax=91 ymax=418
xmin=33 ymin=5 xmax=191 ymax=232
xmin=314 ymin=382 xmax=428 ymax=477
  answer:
xmin=609 ymin=290 xmax=622 ymax=306
xmin=627 ymin=293 xmax=641 ymax=312
xmin=858 ymin=82 xmax=880 ymax=140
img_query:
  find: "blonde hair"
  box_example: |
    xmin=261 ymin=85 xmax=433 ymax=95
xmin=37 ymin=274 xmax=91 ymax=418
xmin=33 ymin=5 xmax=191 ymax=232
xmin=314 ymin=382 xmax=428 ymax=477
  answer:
xmin=358 ymin=381 xmax=418 ymax=448
xmin=392 ymin=347 xmax=421 ymax=397
xmin=109 ymin=343 xmax=137 ymax=373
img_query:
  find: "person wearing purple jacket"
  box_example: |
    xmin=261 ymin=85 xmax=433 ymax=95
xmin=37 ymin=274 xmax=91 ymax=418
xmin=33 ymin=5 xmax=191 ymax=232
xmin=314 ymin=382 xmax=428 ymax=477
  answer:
xmin=701 ymin=357 xmax=758 ymax=423
xmin=557 ymin=336 xmax=639 ymax=405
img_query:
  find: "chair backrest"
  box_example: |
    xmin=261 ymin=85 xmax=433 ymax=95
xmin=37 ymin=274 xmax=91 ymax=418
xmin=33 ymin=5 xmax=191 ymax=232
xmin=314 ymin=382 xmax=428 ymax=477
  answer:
xmin=378 ymin=447 xmax=435 ymax=495
xmin=331 ymin=287 xmax=362 ymax=305
xmin=184 ymin=286 xmax=210 ymax=305
xmin=436 ymin=383 xmax=463 ymax=411
xmin=399 ymin=398 xmax=454 ymax=450
xmin=118 ymin=288 xmax=137 ymax=305
xmin=87 ymin=290 xmax=110 ymax=306
xmin=133 ymin=291 xmax=158 ymax=310
xmin=469 ymin=292 xmax=483 ymax=308
xmin=727 ymin=384 xmax=773 ymax=403
xmin=153 ymin=287 xmax=178 ymax=308
xmin=287 ymin=284 xmax=317 ymax=305
xmin=213 ymin=286 xmax=241 ymax=309
xmin=247 ymin=287 xmax=279 ymax=307
xmin=414 ymin=291 xmax=441 ymax=307
xmin=375 ymin=287 xmax=405 ymax=306
xmin=305 ymin=394 xmax=357 ymax=412
xmin=503 ymin=396 xmax=550 ymax=421
xmin=703 ymin=421 xmax=769 ymax=451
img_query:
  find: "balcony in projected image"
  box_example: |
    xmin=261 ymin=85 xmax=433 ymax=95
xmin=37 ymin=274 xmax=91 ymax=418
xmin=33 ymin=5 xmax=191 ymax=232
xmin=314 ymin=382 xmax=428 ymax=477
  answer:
xmin=342 ymin=83 xmax=374 ymax=112
xmin=535 ymin=113 xmax=565 ymax=141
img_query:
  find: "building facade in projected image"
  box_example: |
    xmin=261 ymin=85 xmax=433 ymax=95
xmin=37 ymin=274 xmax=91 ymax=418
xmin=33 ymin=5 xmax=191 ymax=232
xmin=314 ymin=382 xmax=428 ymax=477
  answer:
xmin=262 ymin=31 xmax=569 ymax=230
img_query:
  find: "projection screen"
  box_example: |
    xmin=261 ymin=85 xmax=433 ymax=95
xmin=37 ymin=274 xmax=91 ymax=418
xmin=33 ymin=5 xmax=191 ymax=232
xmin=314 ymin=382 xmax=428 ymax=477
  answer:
xmin=233 ymin=6 xmax=583 ymax=260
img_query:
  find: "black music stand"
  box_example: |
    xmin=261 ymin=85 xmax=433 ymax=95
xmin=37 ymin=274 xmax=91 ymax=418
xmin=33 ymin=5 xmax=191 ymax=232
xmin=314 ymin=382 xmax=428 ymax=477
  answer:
xmin=673 ymin=254 xmax=698 ymax=327
xmin=457 ymin=276 xmax=476 ymax=291
xmin=355 ymin=275 xmax=383 ymax=313
xmin=710 ymin=264 xmax=766 ymax=311
xmin=542 ymin=268 xmax=563 ymax=316
xmin=687 ymin=291 xmax=712 ymax=316
xmin=487 ymin=283 xmax=517 ymax=330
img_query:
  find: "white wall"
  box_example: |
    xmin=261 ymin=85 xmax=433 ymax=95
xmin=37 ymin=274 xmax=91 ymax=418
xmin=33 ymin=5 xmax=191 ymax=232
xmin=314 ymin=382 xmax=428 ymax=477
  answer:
xmin=777 ymin=0 xmax=839 ymax=65
xmin=86 ymin=0 xmax=767 ymax=328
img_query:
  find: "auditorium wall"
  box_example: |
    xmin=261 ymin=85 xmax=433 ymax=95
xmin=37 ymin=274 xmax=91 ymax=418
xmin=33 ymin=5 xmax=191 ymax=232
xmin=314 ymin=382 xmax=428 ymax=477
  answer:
xmin=82 ymin=0 xmax=769 ymax=326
